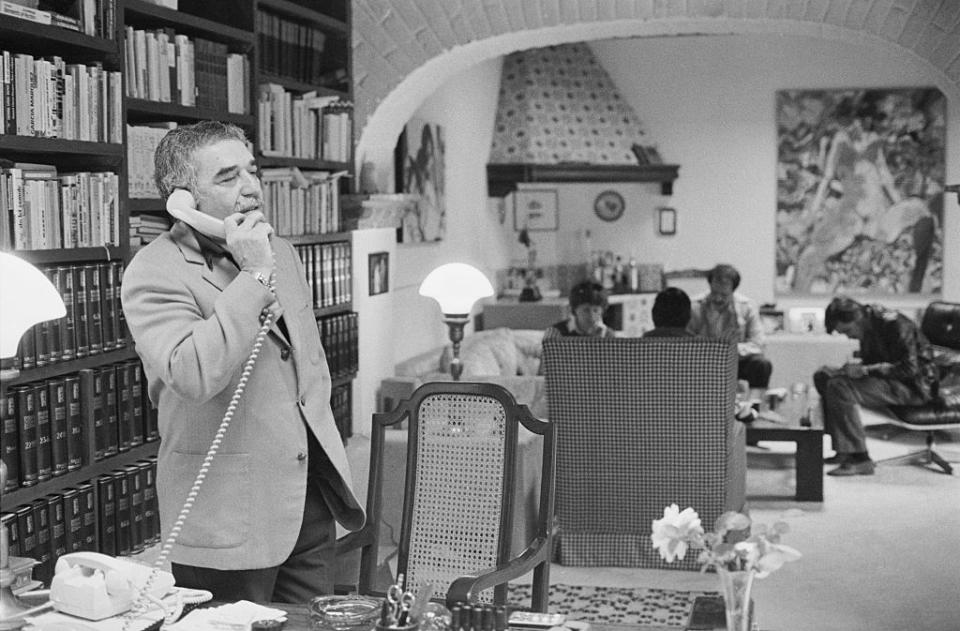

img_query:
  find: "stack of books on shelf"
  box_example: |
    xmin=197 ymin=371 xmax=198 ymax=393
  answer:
xmin=1 ymin=51 xmax=123 ymax=142
xmin=1 ymin=458 xmax=160 ymax=583
xmin=127 ymin=123 xmax=177 ymax=199
xmin=294 ymin=241 xmax=351 ymax=309
xmin=261 ymin=167 xmax=346 ymax=236
xmin=255 ymin=10 xmax=333 ymax=85
xmin=8 ymin=262 xmax=127 ymax=372
xmin=330 ymin=382 xmax=351 ymax=439
xmin=0 ymin=164 xmax=120 ymax=251
xmin=318 ymin=311 xmax=357 ymax=380
xmin=257 ymin=84 xmax=352 ymax=162
xmin=0 ymin=0 xmax=116 ymax=39
xmin=129 ymin=214 xmax=171 ymax=250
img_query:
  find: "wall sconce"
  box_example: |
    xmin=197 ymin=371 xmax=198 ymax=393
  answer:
xmin=657 ymin=207 xmax=677 ymax=236
xmin=419 ymin=263 xmax=494 ymax=381
xmin=0 ymin=251 xmax=66 ymax=627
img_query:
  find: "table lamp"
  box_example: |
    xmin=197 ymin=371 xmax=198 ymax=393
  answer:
xmin=0 ymin=251 xmax=66 ymax=629
xmin=419 ymin=263 xmax=494 ymax=381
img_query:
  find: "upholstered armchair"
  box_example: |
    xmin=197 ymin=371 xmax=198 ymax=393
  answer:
xmin=542 ymin=337 xmax=746 ymax=570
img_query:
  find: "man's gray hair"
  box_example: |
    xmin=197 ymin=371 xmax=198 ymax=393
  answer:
xmin=154 ymin=121 xmax=248 ymax=200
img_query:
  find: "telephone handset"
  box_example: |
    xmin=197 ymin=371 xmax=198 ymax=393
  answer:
xmin=166 ymin=188 xmax=226 ymax=238
xmin=49 ymin=552 xmax=176 ymax=620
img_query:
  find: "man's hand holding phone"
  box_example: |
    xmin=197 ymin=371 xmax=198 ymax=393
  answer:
xmin=225 ymin=211 xmax=275 ymax=281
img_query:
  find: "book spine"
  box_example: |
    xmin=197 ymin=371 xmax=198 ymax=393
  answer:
xmin=138 ymin=458 xmax=159 ymax=544
xmin=113 ymin=469 xmax=131 ymax=555
xmin=34 ymin=382 xmax=52 ymax=482
xmin=77 ymin=481 xmax=97 ymax=551
xmin=44 ymin=268 xmax=63 ymax=363
xmin=102 ymin=365 xmax=118 ymax=457
xmin=81 ymin=367 xmax=105 ymax=461
xmin=126 ymin=464 xmax=144 ymax=553
xmin=74 ymin=263 xmax=90 ymax=358
xmin=62 ymin=487 xmax=83 ymax=552
xmin=128 ymin=359 xmax=144 ymax=447
xmin=1 ymin=390 xmax=18 ymax=490
xmin=56 ymin=266 xmax=77 ymax=360
xmin=113 ymin=260 xmax=128 ymax=347
xmin=100 ymin=262 xmax=117 ymax=351
xmin=85 ymin=263 xmax=103 ymax=355
xmin=31 ymin=497 xmax=53 ymax=584
xmin=14 ymin=385 xmax=38 ymax=487
xmin=64 ymin=374 xmax=83 ymax=470
xmin=15 ymin=505 xmax=37 ymax=570
xmin=46 ymin=493 xmax=68 ymax=570
xmin=96 ymin=474 xmax=116 ymax=555
xmin=1 ymin=513 xmax=20 ymax=556
xmin=48 ymin=378 xmax=69 ymax=477
xmin=116 ymin=361 xmax=132 ymax=452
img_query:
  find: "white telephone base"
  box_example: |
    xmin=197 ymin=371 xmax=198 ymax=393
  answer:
xmin=49 ymin=552 xmax=175 ymax=621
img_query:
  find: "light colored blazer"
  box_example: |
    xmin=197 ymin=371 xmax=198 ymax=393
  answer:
xmin=121 ymin=223 xmax=364 ymax=569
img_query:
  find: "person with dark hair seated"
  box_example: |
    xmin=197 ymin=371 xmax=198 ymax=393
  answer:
xmin=815 ymin=296 xmax=937 ymax=476
xmin=643 ymin=287 xmax=696 ymax=338
xmin=688 ymin=264 xmax=772 ymax=390
xmin=543 ymin=281 xmax=616 ymax=341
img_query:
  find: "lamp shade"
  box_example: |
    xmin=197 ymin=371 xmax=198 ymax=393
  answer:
xmin=0 ymin=251 xmax=66 ymax=359
xmin=419 ymin=263 xmax=494 ymax=315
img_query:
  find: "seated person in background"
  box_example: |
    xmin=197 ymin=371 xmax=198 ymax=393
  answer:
xmin=688 ymin=264 xmax=772 ymax=390
xmin=643 ymin=287 xmax=696 ymax=338
xmin=543 ymin=281 xmax=616 ymax=341
xmin=815 ymin=296 xmax=937 ymax=476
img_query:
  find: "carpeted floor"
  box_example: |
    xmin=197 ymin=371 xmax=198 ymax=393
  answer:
xmin=507 ymin=583 xmax=718 ymax=627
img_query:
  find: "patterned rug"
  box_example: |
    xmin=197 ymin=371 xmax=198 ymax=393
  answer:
xmin=507 ymin=583 xmax=719 ymax=627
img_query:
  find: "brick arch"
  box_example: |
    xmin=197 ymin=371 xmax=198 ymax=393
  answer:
xmin=352 ymin=2 xmax=960 ymax=179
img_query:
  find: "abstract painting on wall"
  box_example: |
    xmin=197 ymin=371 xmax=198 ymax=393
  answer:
xmin=395 ymin=117 xmax=446 ymax=243
xmin=775 ymin=88 xmax=946 ymax=296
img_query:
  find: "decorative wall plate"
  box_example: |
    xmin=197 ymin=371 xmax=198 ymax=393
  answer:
xmin=594 ymin=190 xmax=625 ymax=222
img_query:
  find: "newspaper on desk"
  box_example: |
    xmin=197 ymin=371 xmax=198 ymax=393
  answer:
xmin=165 ymin=600 xmax=287 ymax=630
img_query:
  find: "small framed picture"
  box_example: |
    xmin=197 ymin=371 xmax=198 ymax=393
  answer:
xmin=514 ymin=188 xmax=559 ymax=231
xmin=788 ymin=307 xmax=825 ymax=333
xmin=368 ymin=251 xmax=389 ymax=296
xmin=657 ymin=207 xmax=676 ymax=235
xmin=759 ymin=309 xmax=785 ymax=335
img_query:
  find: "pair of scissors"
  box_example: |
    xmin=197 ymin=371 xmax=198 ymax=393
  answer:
xmin=387 ymin=582 xmax=415 ymax=625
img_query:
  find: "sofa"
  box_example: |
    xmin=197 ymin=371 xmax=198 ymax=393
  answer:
xmin=541 ymin=336 xmax=746 ymax=570
xmin=379 ymin=327 xmax=549 ymax=418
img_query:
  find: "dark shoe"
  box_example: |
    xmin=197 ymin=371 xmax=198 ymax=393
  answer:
xmin=827 ymin=460 xmax=876 ymax=476
xmin=824 ymin=453 xmax=849 ymax=465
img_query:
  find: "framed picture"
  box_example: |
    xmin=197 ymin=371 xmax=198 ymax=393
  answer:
xmin=514 ymin=188 xmax=558 ymax=231
xmin=657 ymin=207 xmax=676 ymax=235
xmin=775 ymin=88 xmax=946 ymax=296
xmin=368 ymin=251 xmax=389 ymax=296
xmin=395 ymin=117 xmax=446 ymax=243
xmin=788 ymin=307 xmax=825 ymax=334
xmin=759 ymin=309 xmax=785 ymax=335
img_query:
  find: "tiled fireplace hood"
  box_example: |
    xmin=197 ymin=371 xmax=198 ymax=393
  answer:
xmin=487 ymin=43 xmax=678 ymax=198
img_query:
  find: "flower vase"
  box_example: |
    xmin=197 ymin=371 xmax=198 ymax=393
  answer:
xmin=717 ymin=568 xmax=755 ymax=631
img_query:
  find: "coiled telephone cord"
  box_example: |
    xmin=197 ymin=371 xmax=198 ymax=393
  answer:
xmin=123 ymin=294 xmax=276 ymax=630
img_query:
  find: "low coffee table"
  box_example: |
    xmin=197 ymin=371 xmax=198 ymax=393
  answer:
xmin=747 ymin=395 xmax=825 ymax=502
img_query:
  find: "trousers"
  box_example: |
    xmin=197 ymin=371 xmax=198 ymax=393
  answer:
xmin=813 ymin=368 xmax=928 ymax=454
xmin=172 ymin=478 xmax=336 ymax=603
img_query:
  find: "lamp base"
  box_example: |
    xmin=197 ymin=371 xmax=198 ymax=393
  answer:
xmin=0 ymin=577 xmax=29 ymax=630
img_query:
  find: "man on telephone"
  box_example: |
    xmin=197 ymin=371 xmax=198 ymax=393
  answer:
xmin=121 ymin=121 xmax=364 ymax=603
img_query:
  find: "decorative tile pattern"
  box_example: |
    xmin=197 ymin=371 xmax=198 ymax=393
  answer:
xmin=489 ymin=43 xmax=647 ymax=164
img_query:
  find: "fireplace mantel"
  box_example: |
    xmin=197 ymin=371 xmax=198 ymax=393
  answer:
xmin=486 ymin=163 xmax=679 ymax=197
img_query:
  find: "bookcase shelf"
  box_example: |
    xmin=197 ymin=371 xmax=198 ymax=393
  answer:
xmin=257 ymin=73 xmax=348 ymax=99
xmin=7 ymin=247 xmax=128 ymax=266
xmin=0 ymin=136 xmax=124 ymax=159
xmin=123 ymin=0 xmax=256 ymax=46
xmin=257 ymin=0 xmax=347 ymax=32
xmin=0 ymin=18 xmax=119 ymax=58
xmin=125 ymin=98 xmax=256 ymax=126
xmin=1 ymin=347 xmax=139 ymax=389
xmin=1 ymin=442 xmax=158 ymax=508
xmin=258 ymin=155 xmax=351 ymax=170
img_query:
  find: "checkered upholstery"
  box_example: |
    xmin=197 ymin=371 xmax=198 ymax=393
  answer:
xmin=543 ymin=337 xmax=745 ymax=570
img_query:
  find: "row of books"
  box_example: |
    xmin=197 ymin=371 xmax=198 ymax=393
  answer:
xmin=330 ymin=382 xmax=351 ymax=440
xmin=124 ymin=28 xmax=250 ymax=114
xmin=1 ymin=359 xmax=159 ymax=491
xmin=10 ymin=261 xmax=128 ymax=372
xmin=0 ymin=0 xmax=116 ymax=39
xmin=1 ymin=458 xmax=160 ymax=585
xmin=257 ymin=84 xmax=352 ymax=162
xmin=127 ymin=123 xmax=176 ymax=199
xmin=319 ymin=311 xmax=357 ymax=382
xmin=256 ymin=9 xmax=339 ymax=86
xmin=0 ymin=165 xmax=120 ymax=251
xmin=1 ymin=50 xmax=122 ymax=142
xmin=294 ymin=241 xmax=352 ymax=310
xmin=261 ymin=167 xmax=346 ymax=237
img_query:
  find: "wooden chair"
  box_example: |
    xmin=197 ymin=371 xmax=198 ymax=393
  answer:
xmin=336 ymin=382 xmax=556 ymax=610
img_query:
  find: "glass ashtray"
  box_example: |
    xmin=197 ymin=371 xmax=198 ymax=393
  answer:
xmin=308 ymin=595 xmax=383 ymax=631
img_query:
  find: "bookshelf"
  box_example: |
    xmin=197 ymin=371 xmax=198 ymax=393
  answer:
xmin=1 ymin=0 xmax=357 ymax=565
